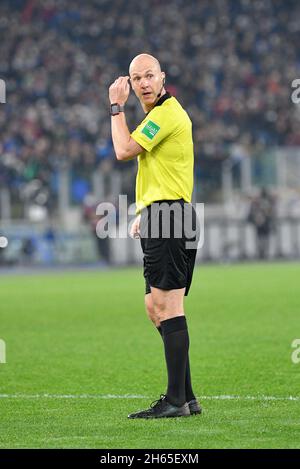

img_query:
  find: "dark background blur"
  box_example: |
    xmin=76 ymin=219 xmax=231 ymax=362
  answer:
xmin=0 ymin=0 xmax=300 ymax=266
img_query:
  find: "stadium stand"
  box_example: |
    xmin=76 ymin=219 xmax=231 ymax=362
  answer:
xmin=0 ymin=0 xmax=299 ymax=211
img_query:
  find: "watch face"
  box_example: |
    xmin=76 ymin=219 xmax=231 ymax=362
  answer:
xmin=111 ymin=104 xmax=119 ymax=114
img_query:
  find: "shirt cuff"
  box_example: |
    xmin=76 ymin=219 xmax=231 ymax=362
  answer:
xmin=131 ymin=132 xmax=152 ymax=152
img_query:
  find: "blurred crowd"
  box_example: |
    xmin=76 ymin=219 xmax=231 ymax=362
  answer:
xmin=0 ymin=0 xmax=299 ymax=210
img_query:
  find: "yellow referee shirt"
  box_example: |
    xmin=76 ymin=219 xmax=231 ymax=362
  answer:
xmin=131 ymin=93 xmax=194 ymax=213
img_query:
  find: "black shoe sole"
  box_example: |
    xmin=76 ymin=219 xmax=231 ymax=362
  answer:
xmin=153 ymin=409 xmax=191 ymax=419
xmin=128 ymin=411 xmax=191 ymax=419
xmin=190 ymin=409 xmax=202 ymax=415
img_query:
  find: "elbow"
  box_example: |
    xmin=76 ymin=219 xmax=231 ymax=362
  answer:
xmin=115 ymin=149 xmax=132 ymax=161
xmin=116 ymin=151 xmax=126 ymax=161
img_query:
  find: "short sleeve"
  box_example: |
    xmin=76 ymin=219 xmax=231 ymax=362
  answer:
xmin=131 ymin=109 xmax=176 ymax=152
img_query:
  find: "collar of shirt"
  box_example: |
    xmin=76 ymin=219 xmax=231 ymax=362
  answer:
xmin=154 ymin=91 xmax=172 ymax=107
xmin=145 ymin=91 xmax=172 ymax=116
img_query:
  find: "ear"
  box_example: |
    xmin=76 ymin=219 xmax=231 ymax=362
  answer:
xmin=162 ymin=72 xmax=166 ymax=84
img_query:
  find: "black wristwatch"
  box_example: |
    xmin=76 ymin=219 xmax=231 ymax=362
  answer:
xmin=110 ymin=103 xmax=125 ymax=116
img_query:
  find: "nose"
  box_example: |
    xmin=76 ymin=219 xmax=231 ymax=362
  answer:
xmin=140 ymin=77 xmax=150 ymax=88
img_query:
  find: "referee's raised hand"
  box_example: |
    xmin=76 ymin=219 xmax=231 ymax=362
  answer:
xmin=109 ymin=76 xmax=130 ymax=105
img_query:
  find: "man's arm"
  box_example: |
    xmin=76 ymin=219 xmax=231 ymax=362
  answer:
xmin=111 ymin=112 xmax=144 ymax=161
xmin=109 ymin=76 xmax=144 ymax=161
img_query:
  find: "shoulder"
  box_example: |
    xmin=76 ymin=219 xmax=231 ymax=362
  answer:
xmin=149 ymin=97 xmax=190 ymax=125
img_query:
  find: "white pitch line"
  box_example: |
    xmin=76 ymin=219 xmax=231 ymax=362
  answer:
xmin=0 ymin=394 xmax=299 ymax=401
xmin=198 ymin=395 xmax=300 ymax=402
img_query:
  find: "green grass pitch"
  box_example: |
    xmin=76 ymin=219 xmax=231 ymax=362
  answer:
xmin=0 ymin=263 xmax=299 ymax=449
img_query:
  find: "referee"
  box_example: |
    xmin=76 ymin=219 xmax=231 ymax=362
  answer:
xmin=109 ymin=54 xmax=201 ymax=419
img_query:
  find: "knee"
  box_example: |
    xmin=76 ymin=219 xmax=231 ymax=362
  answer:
xmin=145 ymin=295 xmax=159 ymax=325
xmin=151 ymin=292 xmax=167 ymax=313
xmin=152 ymin=294 xmax=184 ymax=322
xmin=152 ymin=298 xmax=168 ymax=320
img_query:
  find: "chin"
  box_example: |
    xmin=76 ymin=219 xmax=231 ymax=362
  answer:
xmin=142 ymin=96 xmax=155 ymax=106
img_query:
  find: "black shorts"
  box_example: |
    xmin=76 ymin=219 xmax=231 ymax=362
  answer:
xmin=140 ymin=199 xmax=199 ymax=297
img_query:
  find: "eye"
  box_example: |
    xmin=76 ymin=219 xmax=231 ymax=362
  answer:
xmin=147 ymin=74 xmax=153 ymax=79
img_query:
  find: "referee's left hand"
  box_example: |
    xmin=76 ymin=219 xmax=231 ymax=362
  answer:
xmin=109 ymin=76 xmax=130 ymax=105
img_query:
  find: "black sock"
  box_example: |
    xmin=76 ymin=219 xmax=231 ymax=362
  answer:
xmin=159 ymin=316 xmax=189 ymax=407
xmin=157 ymin=325 xmax=196 ymax=403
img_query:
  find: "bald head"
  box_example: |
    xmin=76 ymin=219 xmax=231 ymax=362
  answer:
xmin=129 ymin=54 xmax=166 ymax=112
xmin=129 ymin=54 xmax=161 ymax=75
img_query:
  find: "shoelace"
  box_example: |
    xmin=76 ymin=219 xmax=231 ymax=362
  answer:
xmin=150 ymin=394 xmax=167 ymax=409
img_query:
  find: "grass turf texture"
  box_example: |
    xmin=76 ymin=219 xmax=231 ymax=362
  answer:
xmin=0 ymin=263 xmax=299 ymax=449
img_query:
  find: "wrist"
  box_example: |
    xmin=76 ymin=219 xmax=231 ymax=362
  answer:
xmin=110 ymin=100 xmax=125 ymax=105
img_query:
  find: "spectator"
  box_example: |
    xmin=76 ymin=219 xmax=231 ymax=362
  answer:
xmin=248 ymin=187 xmax=276 ymax=259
